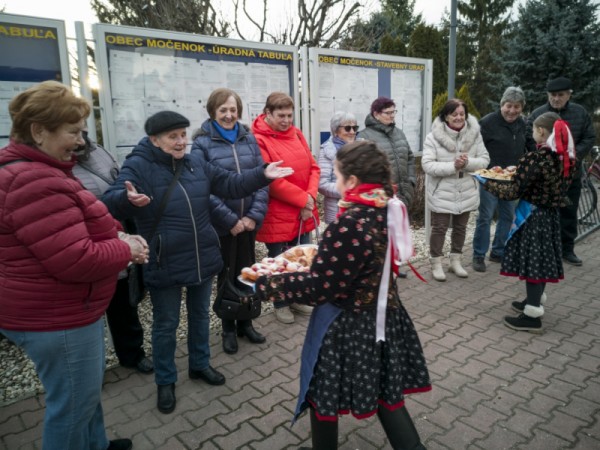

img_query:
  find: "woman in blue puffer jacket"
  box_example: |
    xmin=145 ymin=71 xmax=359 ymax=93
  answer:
xmin=102 ymin=110 xmax=292 ymax=415
xmin=192 ymin=88 xmax=268 ymax=356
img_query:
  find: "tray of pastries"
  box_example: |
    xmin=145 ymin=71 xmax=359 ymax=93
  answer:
xmin=239 ymin=244 xmax=318 ymax=285
xmin=472 ymin=165 xmax=516 ymax=181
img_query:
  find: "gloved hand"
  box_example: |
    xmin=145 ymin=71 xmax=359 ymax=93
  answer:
xmin=473 ymin=174 xmax=487 ymax=184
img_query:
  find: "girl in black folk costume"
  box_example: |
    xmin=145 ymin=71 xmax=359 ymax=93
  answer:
xmin=476 ymin=112 xmax=575 ymax=333
xmin=255 ymin=141 xmax=430 ymax=450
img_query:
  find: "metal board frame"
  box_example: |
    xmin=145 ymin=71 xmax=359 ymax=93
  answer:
xmin=93 ymin=23 xmax=299 ymax=163
xmin=307 ymin=47 xmax=433 ymax=156
xmin=0 ymin=13 xmax=71 ymax=147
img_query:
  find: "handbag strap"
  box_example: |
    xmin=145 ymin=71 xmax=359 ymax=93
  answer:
xmin=226 ymin=234 xmax=239 ymax=282
xmin=297 ymin=214 xmax=320 ymax=245
xmin=147 ymin=160 xmax=184 ymax=241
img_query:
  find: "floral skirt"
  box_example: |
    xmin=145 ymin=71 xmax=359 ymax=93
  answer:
xmin=306 ymin=305 xmax=431 ymax=421
xmin=501 ymin=207 xmax=564 ymax=283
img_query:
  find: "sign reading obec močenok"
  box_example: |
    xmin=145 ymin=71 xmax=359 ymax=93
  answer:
xmin=94 ymin=24 xmax=299 ymax=163
xmin=308 ymin=48 xmax=432 ymax=155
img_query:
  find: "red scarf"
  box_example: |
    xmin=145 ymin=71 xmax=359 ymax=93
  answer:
xmin=337 ymin=183 xmax=388 ymax=217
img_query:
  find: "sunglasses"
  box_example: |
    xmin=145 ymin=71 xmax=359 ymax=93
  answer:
xmin=339 ymin=125 xmax=359 ymax=132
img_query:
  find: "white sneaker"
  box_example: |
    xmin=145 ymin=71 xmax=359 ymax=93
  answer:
xmin=290 ymin=303 xmax=314 ymax=316
xmin=275 ymin=306 xmax=295 ymax=324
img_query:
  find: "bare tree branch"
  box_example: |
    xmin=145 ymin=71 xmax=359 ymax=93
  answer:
xmin=231 ymin=0 xmax=363 ymax=47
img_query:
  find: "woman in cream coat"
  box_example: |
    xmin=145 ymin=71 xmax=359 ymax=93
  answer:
xmin=422 ymin=99 xmax=489 ymax=281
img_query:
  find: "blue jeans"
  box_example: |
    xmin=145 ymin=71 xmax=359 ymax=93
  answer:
xmin=1 ymin=320 xmax=109 ymax=450
xmin=149 ymin=277 xmax=214 ymax=385
xmin=266 ymin=233 xmax=311 ymax=257
xmin=473 ymin=186 xmax=516 ymax=258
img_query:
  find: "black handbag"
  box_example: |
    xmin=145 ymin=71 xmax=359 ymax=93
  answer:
xmin=213 ymin=235 xmax=261 ymax=321
xmin=127 ymin=262 xmax=146 ymax=307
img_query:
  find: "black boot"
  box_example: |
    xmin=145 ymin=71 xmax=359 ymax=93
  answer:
xmin=377 ymin=405 xmax=425 ymax=449
xmin=157 ymin=383 xmax=175 ymax=414
xmin=237 ymin=323 xmax=266 ymax=344
xmin=310 ymin=407 xmax=338 ymax=450
xmin=222 ymin=331 xmax=238 ymax=354
xmin=107 ymin=439 xmax=133 ymax=450
xmin=504 ymin=314 xmax=542 ymax=333
xmin=511 ymin=299 xmax=526 ymax=313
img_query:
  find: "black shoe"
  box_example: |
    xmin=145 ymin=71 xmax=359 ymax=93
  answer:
xmin=189 ymin=366 xmax=225 ymax=385
xmin=511 ymin=299 xmax=526 ymax=313
xmin=472 ymin=256 xmax=486 ymax=272
xmin=504 ymin=314 xmax=542 ymax=333
xmin=237 ymin=324 xmax=266 ymax=344
xmin=563 ymin=253 xmax=582 ymax=266
xmin=397 ymin=271 xmax=408 ymax=279
xmin=489 ymin=253 xmax=502 ymax=263
xmin=107 ymin=439 xmax=133 ymax=450
xmin=121 ymin=356 xmax=153 ymax=374
xmin=222 ymin=331 xmax=238 ymax=354
xmin=157 ymin=383 xmax=176 ymax=414
xmin=134 ymin=357 xmax=153 ymax=374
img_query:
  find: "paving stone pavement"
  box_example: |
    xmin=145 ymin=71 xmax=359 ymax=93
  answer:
xmin=1 ymin=231 xmax=599 ymax=450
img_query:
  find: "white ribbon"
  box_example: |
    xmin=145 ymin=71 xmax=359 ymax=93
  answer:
xmin=375 ymin=240 xmax=392 ymax=342
xmin=375 ymin=197 xmax=412 ymax=342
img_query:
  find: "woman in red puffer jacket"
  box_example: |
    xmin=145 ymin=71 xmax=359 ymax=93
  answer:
xmin=0 ymin=81 xmax=146 ymax=450
xmin=251 ymin=92 xmax=320 ymax=323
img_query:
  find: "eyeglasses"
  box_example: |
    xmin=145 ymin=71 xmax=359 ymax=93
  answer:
xmin=380 ymin=110 xmax=398 ymax=116
xmin=339 ymin=125 xmax=359 ymax=132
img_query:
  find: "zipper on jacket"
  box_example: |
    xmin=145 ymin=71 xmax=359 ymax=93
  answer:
xmin=178 ymin=181 xmax=202 ymax=283
xmin=155 ymin=235 xmax=162 ymax=267
xmin=231 ymin=143 xmax=245 ymax=216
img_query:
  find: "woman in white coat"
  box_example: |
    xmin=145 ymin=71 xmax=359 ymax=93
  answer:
xmin=422 ymin=99 xmax=489 ymax=281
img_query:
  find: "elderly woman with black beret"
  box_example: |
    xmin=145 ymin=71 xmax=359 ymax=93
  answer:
xmin=102 ymin=110 xmax=293 ymax=415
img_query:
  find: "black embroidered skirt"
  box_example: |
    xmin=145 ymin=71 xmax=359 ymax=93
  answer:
xmin=501 ymin=207 xmax=564 ymax=283
xmin=306 ymin=304 xmax=431 ymax=421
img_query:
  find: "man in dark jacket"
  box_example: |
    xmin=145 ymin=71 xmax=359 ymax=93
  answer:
xmin=473 ymin=87 xmax=531 ymax=272
xmin=527 ymin=77 xmax=596 ymax=266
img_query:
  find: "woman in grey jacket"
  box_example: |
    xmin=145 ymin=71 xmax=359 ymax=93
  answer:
xmin=359 ymin=97 xmax=415 ymax=206
xmin=422 ymin=99 xmax=489 ymax=281
xmin=318 ymin=111 xmax=359 ymax=223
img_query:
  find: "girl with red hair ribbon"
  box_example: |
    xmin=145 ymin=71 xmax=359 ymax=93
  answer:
xmin=474 ymin=112 xmax=575 ymax=333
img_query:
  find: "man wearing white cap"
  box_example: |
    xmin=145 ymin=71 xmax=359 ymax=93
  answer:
xmin=527 ymin=76 xmax=596 ymax=266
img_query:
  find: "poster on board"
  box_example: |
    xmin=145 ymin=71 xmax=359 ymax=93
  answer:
xmin=307 ymin=48 xmax=432 ymax=155
xmin=93 ymin=24 xmax=299 ymax=163
xmin=0 ymin=13 xmax=70 ymax=148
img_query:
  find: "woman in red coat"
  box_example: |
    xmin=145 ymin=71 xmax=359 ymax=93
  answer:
xmin=0 ymin=81 xmax=147 ymax=450
xmin=251 ymin=92 xmax=320 ymax=323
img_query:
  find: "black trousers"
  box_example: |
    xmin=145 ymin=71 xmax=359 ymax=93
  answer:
xmin=560 ymin=175 xmax=581 ymax=255
xmin=218 ymin=231 xmax=257 ymax=332
xmin=105 ymin=277 xmax=146 ymax=366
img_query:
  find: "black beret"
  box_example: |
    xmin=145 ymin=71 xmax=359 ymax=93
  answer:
xmin=144 ymin=111 xmax=190 ymax=136
xmin=546 ymin=77 xmax=572 ymax=92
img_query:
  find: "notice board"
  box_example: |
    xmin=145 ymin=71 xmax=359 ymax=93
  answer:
xmin=93 ymin=24 xmax=299 ymax=163
xmin=307 ymin=48 xmax=432 ymax=154
xmin=0 ymin=13 xmax=70 ymax=148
